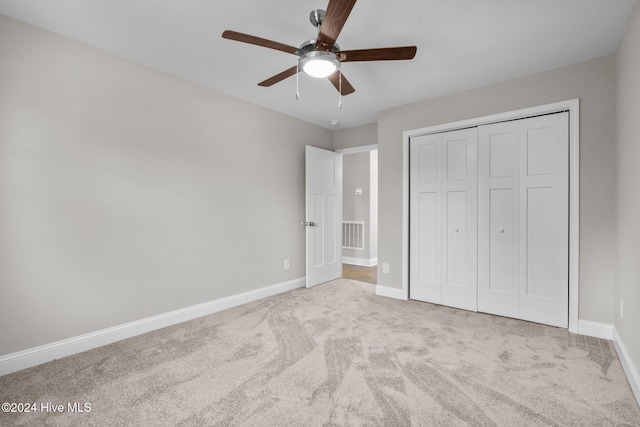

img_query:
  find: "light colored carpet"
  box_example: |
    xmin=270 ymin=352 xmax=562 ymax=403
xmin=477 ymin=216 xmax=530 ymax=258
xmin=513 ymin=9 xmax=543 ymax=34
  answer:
xmin=1 ymin=279 xmax=639 ymax=426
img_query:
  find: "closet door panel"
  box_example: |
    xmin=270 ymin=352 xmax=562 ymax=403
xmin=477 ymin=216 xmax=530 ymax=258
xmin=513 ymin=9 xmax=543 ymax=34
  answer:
xmin=526 ymin=126 xmax=555 ymax=176
xmin=447 ymin=138 xmax=468 ymax=181
xmin=445 ymin=190 xmax=467 ymax=288
xmin=419 ymin=143 xmax=438 ymax=183
xmin=478 ymin=122 xmax=520 ymax=318
xmin=489 ymin=188 xmax=516 ymax=293
xmin=519 ymin=112 xmax=569 ymax=328
xmin=415 ymin=192 xmax=440 ymax=301
xmin=441 ymin=129 xmax=477 ymax=311
xmin=525 ymin=187 xmax=555 ymax=299
xmin=410 ymin=134 xmax=442 ymax=304
xmin=490 ymin=132 xmax=514 ymax=178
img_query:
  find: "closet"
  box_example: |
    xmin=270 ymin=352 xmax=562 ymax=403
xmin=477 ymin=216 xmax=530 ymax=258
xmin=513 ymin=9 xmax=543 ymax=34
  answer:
xmin=409 ymin=112 xmax=569 ymax=328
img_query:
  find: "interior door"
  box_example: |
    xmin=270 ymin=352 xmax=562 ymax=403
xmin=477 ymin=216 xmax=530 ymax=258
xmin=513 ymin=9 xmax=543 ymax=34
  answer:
xmin=305 ymin=145 xmax=343 ymax=288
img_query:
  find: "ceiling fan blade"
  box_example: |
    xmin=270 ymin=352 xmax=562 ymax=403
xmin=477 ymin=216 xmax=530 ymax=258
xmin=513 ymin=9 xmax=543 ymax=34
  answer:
xmin=327 ymin=71 xmax=355 ymax=95
xmin=339 ymin=46 xmax=417 ymax=62
xmin=315 ymin=0 xmax=357 ymax=51
xmin=222 ymin=30 xmax=299 ymax=55
xmin=258 ymin=66 xmax=299 ymax=87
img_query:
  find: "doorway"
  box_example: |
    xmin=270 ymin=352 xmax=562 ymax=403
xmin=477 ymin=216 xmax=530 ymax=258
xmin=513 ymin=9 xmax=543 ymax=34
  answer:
xmin=338 ymin=145 xmax=378 ymax=285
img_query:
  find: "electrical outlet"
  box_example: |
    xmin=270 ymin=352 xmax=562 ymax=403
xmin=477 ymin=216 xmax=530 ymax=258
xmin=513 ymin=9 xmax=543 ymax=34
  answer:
xmin=382 ymin=263 xmax=389 ymax=274
xmin=620 ymin=299 xmax=624 ymax=319
xmin=284 ymin=259 xmax=290 ymax=270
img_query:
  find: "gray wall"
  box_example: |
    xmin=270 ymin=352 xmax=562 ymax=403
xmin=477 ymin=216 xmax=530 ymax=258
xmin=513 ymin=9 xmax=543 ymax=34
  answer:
xmin=377 ymin=54 xmax=617 ymax=325
xmin=343 ymin=152 xmax=371 ymax=261
xmin=0 ymin=15 xmax=333 ymax=356
xmin=616 ymin=1 xmax=640 ymax=376
xmin=333 ymin=123 xmax=377 ymax=150
xmin=369 ymin=150 xmax=378 ymax=262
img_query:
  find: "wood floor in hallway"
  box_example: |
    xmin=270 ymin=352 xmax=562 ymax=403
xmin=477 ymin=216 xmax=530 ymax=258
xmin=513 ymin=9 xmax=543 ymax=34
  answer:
xmin=342 ymin=264 xmax=377 ymax=284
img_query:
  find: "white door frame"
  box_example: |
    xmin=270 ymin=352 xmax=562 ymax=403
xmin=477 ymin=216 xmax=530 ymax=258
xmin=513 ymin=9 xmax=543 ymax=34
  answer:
xmin=336 ymin=144 xmax=379 ymax=268
xmin=335 ymin=143 xmax=378 ymax=155
xmin=399 ymin=99 xmax=580 ymax=333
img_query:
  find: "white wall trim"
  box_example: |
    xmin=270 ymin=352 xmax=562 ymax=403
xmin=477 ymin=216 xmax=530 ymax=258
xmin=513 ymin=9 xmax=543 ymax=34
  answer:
xmin=401 ymin=99 xmax=580 ymax=333
xmin=577 ymin=320 xmax=614 ymax=340
xmin=0 ymin=277 xmax=305 ymax=376
xmin=342 ymin=257 xmax=377 ymax=267
xmin=375 ymin=285 xmax=408 ymax=300
xmin=335 ymin=144 xmax=378 ymax=155
xmin=574 ymin=322 xmax=639 ymax=406
xmin=613 ymin=328 xmax=640 ymax=406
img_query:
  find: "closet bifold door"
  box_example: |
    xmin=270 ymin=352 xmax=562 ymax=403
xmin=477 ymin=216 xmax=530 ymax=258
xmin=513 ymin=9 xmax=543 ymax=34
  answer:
xmin=518 ymin=113 xmax=569 ymax=328
xmin=410 ymin=133 xmax=442 ymax=304
xmin=410 ymin=128 xmax=477 ymax=311
xmin=477 ymin=121 xmax=521 ymax=319
xmin=478 ymin=112 xmax=569 ymax=328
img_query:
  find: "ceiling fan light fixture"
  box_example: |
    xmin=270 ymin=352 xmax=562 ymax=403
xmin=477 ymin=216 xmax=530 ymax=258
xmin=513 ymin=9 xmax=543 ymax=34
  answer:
xmin=300 ymin=51 xmax=340 ymax=78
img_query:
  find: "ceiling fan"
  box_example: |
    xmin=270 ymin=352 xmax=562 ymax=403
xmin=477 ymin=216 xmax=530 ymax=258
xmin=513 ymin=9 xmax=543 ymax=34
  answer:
xmin=222 ymin=0 xmax=417 ymax=95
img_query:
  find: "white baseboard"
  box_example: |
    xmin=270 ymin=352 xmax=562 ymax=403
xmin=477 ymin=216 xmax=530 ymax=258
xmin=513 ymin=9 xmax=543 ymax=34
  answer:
xmin=577 ymin=321 xmax=639 ymax=407
xmin=375 ymin=285 xmax=407 ymax=300
xmin=613 ymin=328 xmax=640 ymax=406
xmin=342 ymin=257 xmax=377 ymax=267
xmin=0 ymin=277 xmax=305 ymax=377
xmin=577 ymin=319 xmax=614 ymax=340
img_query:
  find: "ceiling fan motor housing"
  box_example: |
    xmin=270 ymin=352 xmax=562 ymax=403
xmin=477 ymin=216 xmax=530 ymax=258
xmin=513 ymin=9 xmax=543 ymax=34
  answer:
xmin=298 ymin=39 xmax=340 ymax=54
xmin=309 ymin=9 xmax=325 ymax=28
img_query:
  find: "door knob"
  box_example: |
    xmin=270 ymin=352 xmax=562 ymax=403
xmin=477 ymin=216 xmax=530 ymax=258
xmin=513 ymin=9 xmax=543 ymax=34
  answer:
xmin=302 ymin=221 xmax=316 ymax=227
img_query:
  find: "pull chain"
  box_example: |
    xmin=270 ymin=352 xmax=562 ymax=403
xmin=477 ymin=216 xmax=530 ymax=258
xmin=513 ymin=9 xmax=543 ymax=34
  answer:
xmin=296 ymin=61 xmax=300 ymax=100
xmin=338 ymin=70 xmax=343 ymax=109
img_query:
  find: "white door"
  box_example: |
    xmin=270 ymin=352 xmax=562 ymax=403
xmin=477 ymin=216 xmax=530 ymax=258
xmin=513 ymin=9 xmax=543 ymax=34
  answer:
xmin=409 ymin=128 xmax=478 ymax=311
xmin=519 ymin=113 xmax=569 ymax=327
xmin=305 ymin=145 xmax=343 ymax=288
xmin=478 ymin=112 xmax=569 ymax=327
xmin=478 ymin=121 xmax=521 ymax=318
xmin=410 ymin=133 xmax=441 ymax=303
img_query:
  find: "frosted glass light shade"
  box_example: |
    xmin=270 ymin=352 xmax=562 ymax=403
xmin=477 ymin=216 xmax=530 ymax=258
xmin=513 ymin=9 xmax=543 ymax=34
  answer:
xmin=300 ymin=51 xmax=340 ymax=78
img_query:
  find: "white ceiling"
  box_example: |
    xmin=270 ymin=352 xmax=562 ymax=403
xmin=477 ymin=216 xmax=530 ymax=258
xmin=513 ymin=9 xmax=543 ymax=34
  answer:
xmin=0 ymin=0 xmax=636 ymax=129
